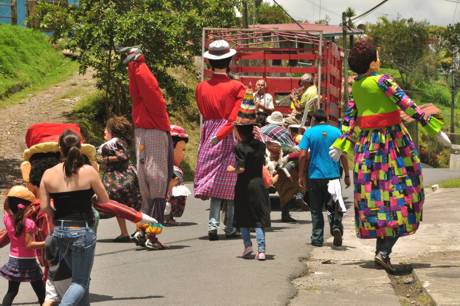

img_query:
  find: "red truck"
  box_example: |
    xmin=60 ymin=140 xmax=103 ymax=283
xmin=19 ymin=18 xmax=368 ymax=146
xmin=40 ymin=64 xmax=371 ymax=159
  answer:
xmin=202 ymin=27 xmax=344 ymax=124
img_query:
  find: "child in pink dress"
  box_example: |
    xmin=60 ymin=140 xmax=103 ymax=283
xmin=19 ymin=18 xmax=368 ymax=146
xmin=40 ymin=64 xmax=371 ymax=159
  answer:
xmin=1 ymin=186 xmax=45 ymax=305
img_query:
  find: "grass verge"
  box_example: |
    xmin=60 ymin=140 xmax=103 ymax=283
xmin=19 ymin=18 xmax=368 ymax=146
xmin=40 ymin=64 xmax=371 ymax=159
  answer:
xmin=438 ymin=177 xmax=460 ymax=188
xmin=0 ymin=25 xmax=78 ymax=108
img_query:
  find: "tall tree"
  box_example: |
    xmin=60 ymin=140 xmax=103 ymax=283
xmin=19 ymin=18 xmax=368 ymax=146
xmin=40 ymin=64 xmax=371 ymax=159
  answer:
xmin=31 ymin=0 xmax=239 ymax=116
xmin=255 ymin=2 xmax=291 ymax=24
xmin=367 ymin=17 xmax=430 ymax=88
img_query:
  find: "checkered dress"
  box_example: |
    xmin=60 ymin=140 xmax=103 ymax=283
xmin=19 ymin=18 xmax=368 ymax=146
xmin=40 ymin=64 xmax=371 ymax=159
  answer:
xmin=194 ymin=119 xmax=237 ymax=200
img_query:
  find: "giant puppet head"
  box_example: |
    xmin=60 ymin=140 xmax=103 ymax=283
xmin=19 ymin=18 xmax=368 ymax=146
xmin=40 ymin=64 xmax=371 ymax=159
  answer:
xmin=20 ymin=123 xmax=97 ymax=189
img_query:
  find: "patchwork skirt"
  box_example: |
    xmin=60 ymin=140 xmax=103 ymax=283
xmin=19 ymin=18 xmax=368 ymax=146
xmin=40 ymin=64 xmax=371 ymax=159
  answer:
xmin=353 ymin=123 xmax=424 ymax=239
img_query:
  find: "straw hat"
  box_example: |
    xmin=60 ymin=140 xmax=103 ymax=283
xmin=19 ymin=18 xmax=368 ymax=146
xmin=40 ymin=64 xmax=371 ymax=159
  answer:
xmin=203 ymin=40 xmax=236 ymax=60
xmin=7 ymin=185 xmax=35 ymax=202
xmin=266 ymin=111 xmax=285 ymax=125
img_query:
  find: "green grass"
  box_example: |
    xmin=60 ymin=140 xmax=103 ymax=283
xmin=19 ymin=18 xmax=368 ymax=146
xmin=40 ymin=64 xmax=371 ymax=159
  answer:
xmin=0 ymin=25 xmax=78 ymax=108
xmin=439 ymin=178 xmax=460 ymax=188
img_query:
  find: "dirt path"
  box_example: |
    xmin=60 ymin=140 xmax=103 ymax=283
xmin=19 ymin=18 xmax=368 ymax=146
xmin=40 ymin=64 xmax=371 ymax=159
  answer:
xmin=0 ymin=71 xmax=96 ymax=194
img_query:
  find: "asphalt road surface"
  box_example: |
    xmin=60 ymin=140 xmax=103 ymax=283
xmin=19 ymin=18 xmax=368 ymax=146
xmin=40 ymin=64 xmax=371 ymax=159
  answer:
xmin=0 ymin=188 xmax=317 ymax=306
xmin=1 ymin=167 xmax=459 ymax=305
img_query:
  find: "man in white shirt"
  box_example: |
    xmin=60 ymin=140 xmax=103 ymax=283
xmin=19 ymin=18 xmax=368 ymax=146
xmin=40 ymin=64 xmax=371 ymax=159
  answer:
xmin=254 ymin=79 xmax=274 ymax=126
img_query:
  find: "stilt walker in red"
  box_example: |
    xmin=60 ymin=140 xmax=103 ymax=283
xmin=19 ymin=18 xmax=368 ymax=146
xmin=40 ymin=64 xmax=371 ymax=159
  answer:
xmin=121 ymin=47 xmax=173 ymax=250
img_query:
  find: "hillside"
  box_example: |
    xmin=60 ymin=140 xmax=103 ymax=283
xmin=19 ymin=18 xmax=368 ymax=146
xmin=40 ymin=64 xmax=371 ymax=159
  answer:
xmin=0 ymin=25 xmax=77 ymax=104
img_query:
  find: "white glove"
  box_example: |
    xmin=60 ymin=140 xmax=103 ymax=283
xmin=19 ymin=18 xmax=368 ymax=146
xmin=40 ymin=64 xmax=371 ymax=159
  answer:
xmin=140 ymin=213 xmax=158 ymax=224
xmin=329 ymin=146 xmax=342 ymax=162
xmin=436 ymin=131 xmax=452 ymax=148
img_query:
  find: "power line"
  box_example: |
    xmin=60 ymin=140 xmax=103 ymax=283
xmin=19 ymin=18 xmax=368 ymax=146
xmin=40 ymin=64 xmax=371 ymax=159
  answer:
xmin=302 ymin=0 xmax=341 ymax=17
xmin=272 ymin=0 xmax=305 ymax=30
xmin=351 ymin=0 xmax=390 ymax=22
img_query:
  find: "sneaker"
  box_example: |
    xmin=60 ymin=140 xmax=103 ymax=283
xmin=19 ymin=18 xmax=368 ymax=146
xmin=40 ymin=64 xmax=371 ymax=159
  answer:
xmin=311 ymin=241 xmax=323 ymax=247
xmin=144 ymin=239 xmax=166 ymax=250
xmin=256 ymin=252 xmax=266 ymax=261
xmin=131 ymin=231 xmax=146 ymax=246
xmin=242 ymin=246 xmax=253 ymax=259
xmin=332 ymin=228 xmax=343 ymax=247
xmin=374 ymin=253 xmax=396 ymax=274
xmin=281 ymin=213 xmax=296 ymax=223
xmin=208 ymin=229 xmax=218 ymax=241
xmin=225 ymin=230 xmax=239 ymax=239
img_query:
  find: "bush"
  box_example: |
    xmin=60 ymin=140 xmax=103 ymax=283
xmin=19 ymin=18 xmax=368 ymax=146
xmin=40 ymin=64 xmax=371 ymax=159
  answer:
xmin=413 ymin=82 xmax=450 ymax=106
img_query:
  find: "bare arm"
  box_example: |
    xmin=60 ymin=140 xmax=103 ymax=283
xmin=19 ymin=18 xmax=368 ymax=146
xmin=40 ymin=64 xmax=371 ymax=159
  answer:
xmin=340 ymin=155 xmax=351 ymax=188
xmin=88 ymin=167 xmax=110 ymax=204
xmin=25 ymin=232 xmax=45 ymax=249
xmin=39 ymin=171 xmax=54 ymax=218
xmin=298 ymin=150 xmax=309 ymax=189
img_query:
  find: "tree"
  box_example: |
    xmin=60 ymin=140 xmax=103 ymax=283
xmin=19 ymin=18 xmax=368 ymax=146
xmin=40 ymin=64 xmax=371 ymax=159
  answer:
xmin=367 ymin=17 xmax=430 ymax=89
xmin=32 ymin=0 xmax=239 ymax=116
xmin=255 ymin=2 xmax=291 ymax=24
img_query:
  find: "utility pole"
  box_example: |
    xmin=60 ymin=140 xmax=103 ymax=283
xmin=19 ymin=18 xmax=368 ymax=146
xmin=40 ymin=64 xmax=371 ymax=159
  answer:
xmin=342 ymin=12 xmax=349 ymax=103
xmin=242 ymin=0 xmax=249 ymax=28
xmin=451 ymin=50 xmax=459 ymax=134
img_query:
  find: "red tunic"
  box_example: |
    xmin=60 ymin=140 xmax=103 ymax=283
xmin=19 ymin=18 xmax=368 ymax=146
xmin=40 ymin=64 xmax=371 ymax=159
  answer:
xmin=195 ymin=74 xmax=245 ymax=140
xmin=128 ymin=55 xmax=170 ymax=131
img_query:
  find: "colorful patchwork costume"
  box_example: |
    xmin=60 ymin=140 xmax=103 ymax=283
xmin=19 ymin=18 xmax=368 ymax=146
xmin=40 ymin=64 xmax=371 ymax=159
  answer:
xmin=332 ymin=72 xmax=443 ymax=239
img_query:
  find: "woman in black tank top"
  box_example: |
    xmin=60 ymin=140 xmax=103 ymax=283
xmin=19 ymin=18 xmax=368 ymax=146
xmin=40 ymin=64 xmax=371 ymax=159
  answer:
xmin=40 ymin=130 xmax=109 ymax=305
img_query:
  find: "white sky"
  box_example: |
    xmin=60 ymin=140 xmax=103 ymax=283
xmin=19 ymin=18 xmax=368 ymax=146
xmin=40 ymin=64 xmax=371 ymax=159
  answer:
xmin=266 ymin=0 xmax=458 ymax=26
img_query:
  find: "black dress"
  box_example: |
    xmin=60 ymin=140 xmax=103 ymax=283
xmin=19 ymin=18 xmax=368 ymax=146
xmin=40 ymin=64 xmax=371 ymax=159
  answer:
xmin=234 ymin=139 xmax=271 ymax=228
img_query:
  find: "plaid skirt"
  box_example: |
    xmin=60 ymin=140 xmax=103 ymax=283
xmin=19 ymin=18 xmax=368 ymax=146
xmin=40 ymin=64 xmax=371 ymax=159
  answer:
xmin=194 ymin=119 xmax=237 ymax=200
xmin=0 ymin=257 xmax=43 ymax=282
xmin=354 ymin=124 xmax=424 ymax=239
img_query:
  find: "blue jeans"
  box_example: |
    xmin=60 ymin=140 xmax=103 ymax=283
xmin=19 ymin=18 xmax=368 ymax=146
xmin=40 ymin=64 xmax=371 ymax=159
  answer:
xmin=53 ymin=225 xmax=96 ymax=306
xmin=376 ymin=236 xmax=399 ymax=258
xmin=208 ymin=198 xmax=235 ymax=234
xmin=240 ymin=224 xmax=266 ymax=253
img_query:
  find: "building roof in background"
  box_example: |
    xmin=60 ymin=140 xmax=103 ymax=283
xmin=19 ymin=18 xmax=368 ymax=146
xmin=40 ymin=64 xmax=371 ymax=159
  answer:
xmin=250 ymin=23 xmax=363 ymax=36
xmin=400 ymin=103 xmax=441 ymax=123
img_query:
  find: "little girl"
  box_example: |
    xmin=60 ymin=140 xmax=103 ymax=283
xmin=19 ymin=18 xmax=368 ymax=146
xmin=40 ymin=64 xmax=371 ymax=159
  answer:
xmin=98 ymin=116 xmax=142 ymax=242
xmin=1 ymin=185 xmax=45 ymax=305
xmin=227 ymin=89 xmax=271 ymax=260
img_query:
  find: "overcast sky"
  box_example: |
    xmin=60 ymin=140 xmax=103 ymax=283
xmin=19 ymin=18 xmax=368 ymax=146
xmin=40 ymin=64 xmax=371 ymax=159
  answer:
xmin=266 ymin=0 xmax=458 ymax=26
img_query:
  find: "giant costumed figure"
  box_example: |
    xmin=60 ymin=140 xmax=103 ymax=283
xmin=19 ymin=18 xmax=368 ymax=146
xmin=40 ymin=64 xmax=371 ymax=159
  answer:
xmin=119 ymin=47 xmax=173 ymax=250
xmin=328 ymin=40 xmax=452 ymax=273
xmin=0 ymin=123 xmax=159 ymax=267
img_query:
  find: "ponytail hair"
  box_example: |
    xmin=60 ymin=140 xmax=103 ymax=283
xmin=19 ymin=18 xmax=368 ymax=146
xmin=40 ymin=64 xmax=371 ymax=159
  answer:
xmin=4 ymin=197 xmax=32 ymax=237
xmin=59 ymin=130 xmax=84 ymax=177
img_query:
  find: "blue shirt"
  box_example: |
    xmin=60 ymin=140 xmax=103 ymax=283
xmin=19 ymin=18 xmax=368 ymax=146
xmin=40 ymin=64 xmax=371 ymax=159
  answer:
xmin=299 ymin=123 xmax=342 ymax=179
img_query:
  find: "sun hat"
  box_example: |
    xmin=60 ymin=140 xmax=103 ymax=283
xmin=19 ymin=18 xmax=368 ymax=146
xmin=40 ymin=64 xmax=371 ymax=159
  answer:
xmin=203 ymin=40 xmax=237 ymax=60
xmin=235 ymin=88 xmax=257 ymax=126
xmin=170 ymin=125 xmax=189 ymax=142
xmin=266 ymin=111 xmax=285 ymax=125
xmin=7 ymin=185 xmax=35 ymax=202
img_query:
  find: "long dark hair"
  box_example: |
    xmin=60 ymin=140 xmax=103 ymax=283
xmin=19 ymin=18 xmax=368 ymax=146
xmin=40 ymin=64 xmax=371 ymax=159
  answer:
xmin=59 ymin=130 xmax=84 ymax=177
xmin=4 ymin=197 xmax=32 ymax=237
xmin=235 ymin=124 xmax=255 ymax=143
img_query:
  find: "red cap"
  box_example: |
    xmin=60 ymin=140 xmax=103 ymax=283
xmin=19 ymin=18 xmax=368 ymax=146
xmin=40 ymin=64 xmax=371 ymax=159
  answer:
xmin=25 ymin=123 xmax=83 ymax=148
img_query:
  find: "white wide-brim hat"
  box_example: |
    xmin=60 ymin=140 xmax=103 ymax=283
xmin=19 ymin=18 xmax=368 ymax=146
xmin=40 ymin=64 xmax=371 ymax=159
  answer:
xmin=203 ymin=39 xmax=237 ymax=60
xmin=266 ymin=111 xmax=285 ymax=125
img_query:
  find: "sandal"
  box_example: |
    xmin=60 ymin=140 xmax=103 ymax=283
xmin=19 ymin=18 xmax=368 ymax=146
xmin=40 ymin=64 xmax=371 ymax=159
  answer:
xmin=113 ymin=235 xmax=132 ymax=243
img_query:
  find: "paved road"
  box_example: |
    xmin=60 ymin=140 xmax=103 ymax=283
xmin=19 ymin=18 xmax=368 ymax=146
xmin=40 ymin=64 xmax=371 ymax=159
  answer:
xmin=0 ymin=188 xmax=314 ymax=306
xmin=1 ymin=168 xmax=459 ymax=305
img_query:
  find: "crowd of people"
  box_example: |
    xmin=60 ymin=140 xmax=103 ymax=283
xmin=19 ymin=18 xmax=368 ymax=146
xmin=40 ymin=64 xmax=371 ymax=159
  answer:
xmin=0 ymin=37 xmax=453 ymax=306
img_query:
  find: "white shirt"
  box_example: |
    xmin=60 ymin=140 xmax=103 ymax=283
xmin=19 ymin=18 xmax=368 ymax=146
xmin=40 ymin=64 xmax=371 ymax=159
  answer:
xmin=254 ymin=93 xmax=274 ymax=113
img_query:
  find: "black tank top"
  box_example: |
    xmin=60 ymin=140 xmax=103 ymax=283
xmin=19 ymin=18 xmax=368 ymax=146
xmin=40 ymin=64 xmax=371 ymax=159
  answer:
xmin=50 ymin=189 xmax=95 ymax=225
